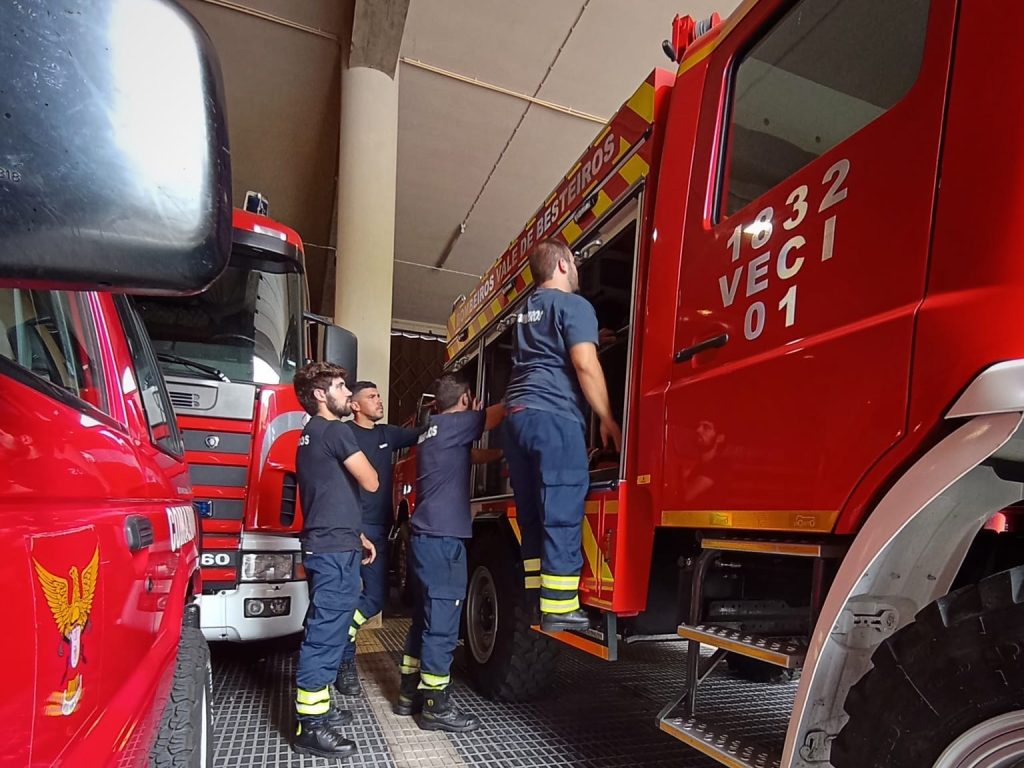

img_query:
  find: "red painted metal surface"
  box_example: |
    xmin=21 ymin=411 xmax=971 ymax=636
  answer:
xmin=1 ymin=292 xmax=198 ymax=766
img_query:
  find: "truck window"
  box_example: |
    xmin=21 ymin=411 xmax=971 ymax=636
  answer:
xmin=721 ymin=0 xmax=931 ymax=217
xmin=115 ymin=297 xmax=185 ymax=458
xmin=576 ymin=217 xmax=637 ymax=482
xmin=0 ymin=289 xmax=109 ymax=414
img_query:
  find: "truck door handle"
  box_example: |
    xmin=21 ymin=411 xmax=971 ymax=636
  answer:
xmin=674 ymin=333 xmax=729 ymax=363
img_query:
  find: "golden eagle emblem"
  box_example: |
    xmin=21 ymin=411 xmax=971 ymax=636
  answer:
xmin=33 ymin=547 xmax=99 ymax=717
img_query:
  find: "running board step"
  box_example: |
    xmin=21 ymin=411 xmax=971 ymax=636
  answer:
xmin=677 ymin=624 xmax=805 ymax=669
xmin=659 ymin=715 xmax=781 ymax=768
xmin=701 ymin=537 xmax=844 ymax=558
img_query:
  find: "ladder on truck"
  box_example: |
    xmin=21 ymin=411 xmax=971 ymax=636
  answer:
xmin=657 ymin=535 xmax=846 ymax=768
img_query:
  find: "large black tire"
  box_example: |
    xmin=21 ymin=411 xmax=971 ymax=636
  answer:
xmin=394 ymin=520 xmax=417 ymax=607
xmin=463 ymin=526 xmax=560 ymax=701
xmin=150 ymin=624 xmax=213 ymax=768
xmin=832 ymin=566 xmax=1024 ymax=768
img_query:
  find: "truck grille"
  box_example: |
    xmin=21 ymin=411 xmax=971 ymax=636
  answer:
xmin=170 ymin=390 xmax=201 ymax=409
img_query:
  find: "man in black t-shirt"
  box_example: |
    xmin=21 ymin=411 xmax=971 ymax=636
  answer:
xmin=394 ymin=375 xmax=503 ymax=732
xmin=334 ymin=381 xmax=422 ymax=696
xmin=291 ymin=363 xmax=379 ymax=760
xmin=502 ymin=239 xmax=622 ymax=633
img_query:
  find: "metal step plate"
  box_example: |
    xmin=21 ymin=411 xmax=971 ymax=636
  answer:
xmin=659 ymin=715 xmax=781 ymax=768
xmin=700 ymin=537 xmax=845 ymax=558
xmin=677 ymin=624 xmax=805 ymax=669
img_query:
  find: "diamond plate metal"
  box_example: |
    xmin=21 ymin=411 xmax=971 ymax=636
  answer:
xmin=677 ymin=625 xmax=806 ymax=669
xmin=660 ymin=716 xmax=781 ymax=768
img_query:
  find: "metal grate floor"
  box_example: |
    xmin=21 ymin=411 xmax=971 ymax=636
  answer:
xmin=210 ymin=617 xmax=796 ymax=767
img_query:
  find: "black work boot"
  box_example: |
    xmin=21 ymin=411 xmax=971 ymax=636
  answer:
xmin=415 ymin=687 xmax=481 ymax=733
xmin=293 ymin=719 xmax=358 ymax=759
xmin=392 ymin=672 xmax=423 ymax=716
xmin=325 ymin=706 xmax=353 ymax=731
xmin=541 ymin=608 xmax=590 ymax=633
xmin=334 ymin=660 xmax=361 ymax=696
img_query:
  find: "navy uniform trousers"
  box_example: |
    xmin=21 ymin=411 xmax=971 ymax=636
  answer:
xmin=401 ymin=534 xmax=467 ymax=689
xmin=500 ymin=408 xmax=589 ymax=615
xmin=295 ymin=550 xmax=361 ymax=722
xmin=338 ymin=523 xmax=390 ymax=663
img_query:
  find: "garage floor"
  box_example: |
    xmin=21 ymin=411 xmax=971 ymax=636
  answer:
xmin=210 ymin=617 xmax=796 ymax=768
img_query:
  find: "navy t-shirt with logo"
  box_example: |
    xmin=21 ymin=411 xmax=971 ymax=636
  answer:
xmin=412 ymin=410 xmax=486 ymax=539
xmin=296 ymin=415 xmax=363 ymax=553
xmin=344 ymin=422 xmax=421 ymax=528
xmin=504 ymin=288 xmax=600 ymax=425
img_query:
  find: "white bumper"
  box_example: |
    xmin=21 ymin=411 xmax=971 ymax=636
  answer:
xmin=197 ymin=580 xmax=308 ymax=642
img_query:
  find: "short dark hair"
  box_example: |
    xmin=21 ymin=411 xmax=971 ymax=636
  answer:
xmin=433 ymin=374 xmax=471 ymax=412
xmin=294 ymin=362 xmax=347 ymax=416
xmin=350 ymin=381 xmax=378 ymax=398
xmin=528 ymin=239 xmax=572 ymax=283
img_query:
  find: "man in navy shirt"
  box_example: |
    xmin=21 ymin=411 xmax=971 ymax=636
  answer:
xmin=291 ymin=363 xmax=379 ymax=759
xmin=501 ymin=239 xmax=622 ymax=632
xmin=334 ymin=381 xmax=422 ymax=696
xmin=395 ymin=375 xmax=503 ymax=731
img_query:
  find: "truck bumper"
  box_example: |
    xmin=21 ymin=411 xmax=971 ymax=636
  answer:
xmin=197 ymin=580 xmax=308 ymax=642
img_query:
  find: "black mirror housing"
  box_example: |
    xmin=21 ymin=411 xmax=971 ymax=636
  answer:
xmin=0 ymin=0 xmax=232 ymax=294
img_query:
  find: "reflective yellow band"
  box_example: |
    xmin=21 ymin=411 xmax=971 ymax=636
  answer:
xmin=295 ymin=686 xmax=331 ymax=715
xmin=400 ymin=654 xmax=421 ymax=675
xmin=296 ymin=699 xmax=331 ymax=716
xmin=524 ymin=575 xmax=541 ymax=589
xmin=540 ymin=595 xmax=580 ymax=614
xmin=419 ymin=671 xmax=450 ymax=689
xmin=353 ymin=610 xmax=367 ymax=626
xmin=295 ymin=687 xmax=331 ymax=705
xmin=523 ymin=558 xmax=541 ymax=572
xmin=541 ymin=573 xmax=580 ymax=590
xmin=348 ymin=625 xmax=358 ymax=639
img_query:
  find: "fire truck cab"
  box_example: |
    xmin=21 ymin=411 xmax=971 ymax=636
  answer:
xmin=1 ymin=1 xmax=231 ymax=764
xmin=134 ymin=206 xmax=357 ymax=644
xmin=395 ymin=1 xmax=1024 ymax=765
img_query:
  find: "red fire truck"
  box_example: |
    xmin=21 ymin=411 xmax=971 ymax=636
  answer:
xmin=135 ymin=206 xmax=357 ymax=643
xmin=1 ymin=0 xmax=229 ymax=764
xmin=394 ymin=2 xmax=1024 ymax=766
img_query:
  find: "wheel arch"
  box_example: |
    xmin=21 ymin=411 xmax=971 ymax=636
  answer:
xmin=783 ymin=410 xmax=1024 ymax=766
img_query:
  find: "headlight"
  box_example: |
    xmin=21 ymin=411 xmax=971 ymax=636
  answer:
xmin=241 ymin=553 xmax=294 ymax=582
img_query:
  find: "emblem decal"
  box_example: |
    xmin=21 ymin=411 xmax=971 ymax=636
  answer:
xmin=204 ymin=435 xmax=220 ymax=449
xmin=33 ymin=547 xmax=99 ymax=716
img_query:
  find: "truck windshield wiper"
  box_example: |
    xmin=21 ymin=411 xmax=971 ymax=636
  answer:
xmin=156 ymin=352 xmax=231 ymax=383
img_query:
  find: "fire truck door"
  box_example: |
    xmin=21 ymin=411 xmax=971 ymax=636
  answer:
xmin=662 ymin=0 xmax=956 ymax=527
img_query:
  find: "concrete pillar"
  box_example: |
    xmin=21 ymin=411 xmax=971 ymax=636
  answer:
xmin=333 ymin=0 xmax=409 ymax=412
xmin=334 ymin=66 xmax=398 ymax=399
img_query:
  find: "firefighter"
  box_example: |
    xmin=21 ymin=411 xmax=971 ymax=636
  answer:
xmin=291 ymin=362 xmax=379 ymax=759
xmin=500 ymin=239 xmax=622 ymax=632
xmin=394 ymin=375 xmax=503 ymax=731
xmin=334 ymin=381 xmax=423 ymax=696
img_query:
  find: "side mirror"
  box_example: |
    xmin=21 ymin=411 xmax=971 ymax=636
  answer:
xmin=0 ymin=0 xmax=232 ymax=294
xmin=324 ymin=325 xmax=358 ymax=381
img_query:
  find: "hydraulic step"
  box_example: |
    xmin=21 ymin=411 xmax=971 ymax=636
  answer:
xmin=658 ymin=715 xmax=781 ymax=768
xmin=700 ymin=537 xmax=845 ymax=558
xmin=677 ymin=624 xmax=805 ymax=669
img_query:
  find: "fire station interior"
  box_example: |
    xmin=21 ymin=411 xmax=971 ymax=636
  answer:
xmin=18 ymin=1 xmax=1024 ymax=768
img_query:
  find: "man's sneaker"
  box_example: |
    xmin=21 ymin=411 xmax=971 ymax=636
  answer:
xmin=393 ymin=672 xmax=422 ymax=716
xmin=415 ymin=686 xmax=480 ymax=733
xmin=335 ymin=660 xmax=361 ymax=696
xmin=326 ymin=707 xmax=353 ymax=731
xmin=293 ymin=720 xmax=357 ymax=759
xmin=540 ymin=608 xmax=590 ymax=633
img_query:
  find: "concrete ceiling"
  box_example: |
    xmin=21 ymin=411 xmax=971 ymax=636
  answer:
xmin=394 ymin=0 xmax=736 ymax=330
xmin=180 ymin=0 xmax=740 ymax=329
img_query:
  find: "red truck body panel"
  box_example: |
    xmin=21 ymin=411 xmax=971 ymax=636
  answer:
xmin=1 ymin=292 xmax=199 ymax=767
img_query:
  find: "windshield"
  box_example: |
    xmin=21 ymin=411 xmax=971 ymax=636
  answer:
xmin=135 ymin=259 xmax=305 ymax=385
